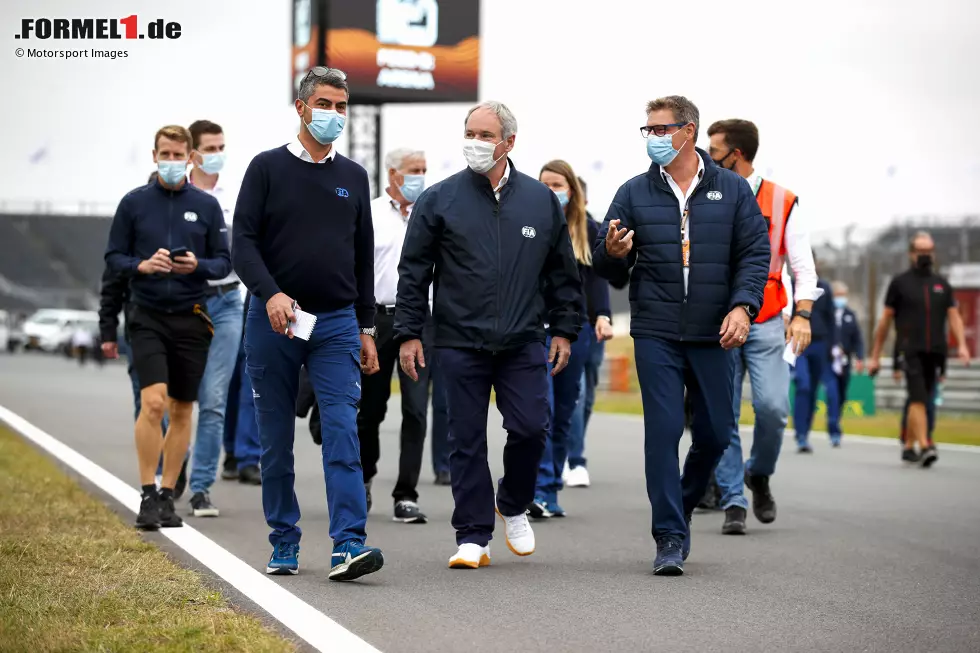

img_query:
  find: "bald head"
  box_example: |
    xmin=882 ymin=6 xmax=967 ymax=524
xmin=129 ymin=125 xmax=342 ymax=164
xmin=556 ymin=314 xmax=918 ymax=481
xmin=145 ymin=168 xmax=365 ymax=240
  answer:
xmin=909 ymin=230 xmax=936 ymax=270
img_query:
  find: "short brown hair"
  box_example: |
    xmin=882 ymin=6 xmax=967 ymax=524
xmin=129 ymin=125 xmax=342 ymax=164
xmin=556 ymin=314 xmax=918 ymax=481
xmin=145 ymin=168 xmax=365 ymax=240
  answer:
xmin=646 ymin=95 xmax=699 ymax=143
xmin=153 ymin=125 xmax=192 ymax=153
xmin=188 ymin=120 xmax=223 ymax=150
xmin=707 ymin=119 xmax=759 ymax=162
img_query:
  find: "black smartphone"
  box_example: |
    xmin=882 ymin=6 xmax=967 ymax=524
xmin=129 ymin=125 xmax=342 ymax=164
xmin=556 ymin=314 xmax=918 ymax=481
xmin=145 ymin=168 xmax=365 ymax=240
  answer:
xmin=169 ymin=247 xmax=189 ymax=260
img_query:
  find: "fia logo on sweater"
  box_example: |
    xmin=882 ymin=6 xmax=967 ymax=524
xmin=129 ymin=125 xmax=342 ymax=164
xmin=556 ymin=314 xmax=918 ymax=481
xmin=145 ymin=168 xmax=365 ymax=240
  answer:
xmin=336 ymin=187 xmax=349 ymax=198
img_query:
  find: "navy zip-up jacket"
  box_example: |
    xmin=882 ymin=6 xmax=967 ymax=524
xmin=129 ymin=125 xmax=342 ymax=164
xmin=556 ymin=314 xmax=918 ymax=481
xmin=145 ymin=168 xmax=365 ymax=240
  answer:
xmin=836 ymin=305 xmax=865 ymax=363
xmin=808 ymin=279 xmax=836 ymax=343
xmin=394 ymin=159 xmax=583 ymax=350
xmin=105 ymin=179 xmax=232 ymax=313
xmin=592 ymin=150 xmax=769 ymax=342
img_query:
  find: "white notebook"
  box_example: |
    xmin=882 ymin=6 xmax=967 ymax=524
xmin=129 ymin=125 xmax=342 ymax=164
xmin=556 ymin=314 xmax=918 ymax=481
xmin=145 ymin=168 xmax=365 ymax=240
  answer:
xmin=783 ymin=342 xmax=799 ymax=367
xmin=289 ymin=309 xmax=317 ymax=341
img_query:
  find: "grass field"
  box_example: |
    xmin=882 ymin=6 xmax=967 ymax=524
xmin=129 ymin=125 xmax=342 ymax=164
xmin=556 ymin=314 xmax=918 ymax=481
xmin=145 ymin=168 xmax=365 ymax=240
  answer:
xmin=0 ymin=426 xmax=296 ymax=653
xmin=593 ymin=338 xmax=980 ymax=447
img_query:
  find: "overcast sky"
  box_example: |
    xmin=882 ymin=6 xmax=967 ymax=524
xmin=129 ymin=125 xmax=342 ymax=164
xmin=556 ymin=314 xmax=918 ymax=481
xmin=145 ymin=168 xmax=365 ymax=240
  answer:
xmin=2 ymin=0 xmax=978 ymax=245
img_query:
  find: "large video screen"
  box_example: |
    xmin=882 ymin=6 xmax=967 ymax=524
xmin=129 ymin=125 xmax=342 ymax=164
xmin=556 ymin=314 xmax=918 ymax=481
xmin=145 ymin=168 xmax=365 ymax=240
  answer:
xmin=292 ymin=0 xmax=480 ymax=104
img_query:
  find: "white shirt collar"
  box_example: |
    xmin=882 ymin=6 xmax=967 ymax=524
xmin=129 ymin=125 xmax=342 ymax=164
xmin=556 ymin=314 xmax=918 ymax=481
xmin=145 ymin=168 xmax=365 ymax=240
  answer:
xmin=287 ymin=136 xmax=336 ymax=164
xmin=186 ymin=167 xmax=225 ymax=194
xmin=494 ymin=160 xmax=511 ymax=194
xmin=384 ymin=188 xmax=412 ymax=219
xmin=745 ymin=171 xmax=763 ymax=194
xmin=660 ymin=152 xmax=705 ymax=185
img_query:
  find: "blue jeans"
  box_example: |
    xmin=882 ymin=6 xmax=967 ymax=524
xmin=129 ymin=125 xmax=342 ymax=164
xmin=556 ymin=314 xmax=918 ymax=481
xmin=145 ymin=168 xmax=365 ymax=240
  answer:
xmin=536 ymin=328 xmax=589 ymax=500
xmin=244 ymin=302 xmax=366 ymax=547
xmin=794 ymin=340 xmax=829 ymax=446
xmin=189 ymin=290 xmax=244 ymax=495
xmin=429 ymin=346 xmax=451 ymax=475
xmin=228 ymin=337 xmax=262 ymax=469
xmin=715 ymin=316 xmax=790 ymax=510
xmin=824 ymin=365 xmax=848 ymax=443
xmin=635 ymin=337 xmax=734 ymax=541
xmin=567 ymin=326 xmax=603 ymax=469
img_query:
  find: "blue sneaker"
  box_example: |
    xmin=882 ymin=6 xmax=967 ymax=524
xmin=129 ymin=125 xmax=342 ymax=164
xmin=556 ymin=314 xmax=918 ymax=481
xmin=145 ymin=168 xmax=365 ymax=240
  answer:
xmin=546 ymin=500 xmax=566 ymax=517
xmin=329 ymin=541 xmax=385 ymax=582
xmin=653 ymin=537 xmax=684 ymax=576
xmin=682 ymin=517 xmax=692 ymax=561
xmin=266 ymin=542 xmax=300 ymax=575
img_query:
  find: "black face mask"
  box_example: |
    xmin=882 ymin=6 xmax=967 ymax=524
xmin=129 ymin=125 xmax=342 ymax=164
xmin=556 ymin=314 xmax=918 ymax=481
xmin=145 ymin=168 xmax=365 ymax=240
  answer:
xmin=914 ymin=254 xmax=934 ymax=272
xmin=712 ymin=150 xmax=734 ymax=171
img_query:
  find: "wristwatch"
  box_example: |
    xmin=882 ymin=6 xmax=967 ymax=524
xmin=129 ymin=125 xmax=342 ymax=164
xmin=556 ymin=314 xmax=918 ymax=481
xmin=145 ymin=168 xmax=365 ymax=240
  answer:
xmin=359 ymin=327 xmax=377 ymax=338
xmin=795 ymin=309 xmax=812 ymax=321
xmin=739 ymin=304 xmax=756 ymax=319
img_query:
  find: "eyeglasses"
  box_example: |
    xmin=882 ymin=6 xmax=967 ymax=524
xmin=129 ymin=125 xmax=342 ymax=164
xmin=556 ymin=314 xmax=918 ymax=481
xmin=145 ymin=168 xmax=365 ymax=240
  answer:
xmin=640 ymin=123 xmax=687 ymax=138
xmin=305 ymin=66 xmax=347 ymax=82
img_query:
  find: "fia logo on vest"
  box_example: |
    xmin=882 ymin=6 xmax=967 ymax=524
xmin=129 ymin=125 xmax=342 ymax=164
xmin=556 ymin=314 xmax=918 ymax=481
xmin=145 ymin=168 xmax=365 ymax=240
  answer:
xmin=706 ymin=191 xmax=723 ymax=201
xmin=183 ymin=211 xmax=198 ymax=222
xmin=521 ymin=226 xmax=536 ymax=238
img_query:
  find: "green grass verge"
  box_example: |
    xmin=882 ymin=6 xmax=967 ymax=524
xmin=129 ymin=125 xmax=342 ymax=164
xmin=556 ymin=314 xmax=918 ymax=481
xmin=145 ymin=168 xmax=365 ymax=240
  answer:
xmin=0 ymin=426 xmax=297 ymax=653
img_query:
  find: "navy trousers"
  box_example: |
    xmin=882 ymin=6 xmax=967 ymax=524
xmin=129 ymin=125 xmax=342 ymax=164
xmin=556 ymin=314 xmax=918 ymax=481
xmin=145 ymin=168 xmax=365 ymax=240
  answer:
xmin=429 ymin=346 xmax=451 ymax=476
xmin=244 ymin=302 xmax=366 ymax=547
xmin=794 ymin=339 xmax=829 ymax=446
xmin=438 ymin=343 xmax=550 ymax=546
xmin=634 ymin=337 xmax=735 ymax=541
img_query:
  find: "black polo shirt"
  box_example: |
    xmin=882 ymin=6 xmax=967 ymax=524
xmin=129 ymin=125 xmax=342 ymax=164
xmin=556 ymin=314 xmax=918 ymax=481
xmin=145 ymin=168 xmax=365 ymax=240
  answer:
xmin=884 ymin=267 xmax=956 ymax=355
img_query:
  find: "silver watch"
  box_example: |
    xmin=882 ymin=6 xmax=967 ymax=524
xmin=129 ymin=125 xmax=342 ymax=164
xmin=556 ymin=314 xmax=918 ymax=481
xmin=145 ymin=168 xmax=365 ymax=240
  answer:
xmin=359 ymin=327 xmax=377 ymax=338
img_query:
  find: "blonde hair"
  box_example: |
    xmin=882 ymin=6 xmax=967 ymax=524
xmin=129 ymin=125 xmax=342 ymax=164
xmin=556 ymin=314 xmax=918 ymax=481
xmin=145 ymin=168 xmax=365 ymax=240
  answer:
xmin=540 ymin=159 xmax=590 ymax=266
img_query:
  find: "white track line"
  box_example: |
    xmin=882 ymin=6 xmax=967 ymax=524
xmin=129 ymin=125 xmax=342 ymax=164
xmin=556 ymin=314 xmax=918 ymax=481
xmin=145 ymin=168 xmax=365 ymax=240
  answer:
xmin=0 ymin=404 xmax=381 ymax=653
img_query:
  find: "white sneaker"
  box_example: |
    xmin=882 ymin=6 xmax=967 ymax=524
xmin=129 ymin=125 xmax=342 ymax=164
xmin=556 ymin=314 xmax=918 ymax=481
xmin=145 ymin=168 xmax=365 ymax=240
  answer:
xmin=566 ymin=466 xmax=591 ymax=488
xmin=448 ymin=543 xmax=491 ymax=569
xmin=495 ymin=505 xmax=535 ymax=556
xmin=561 ymin=461 xmax=571 ymax=482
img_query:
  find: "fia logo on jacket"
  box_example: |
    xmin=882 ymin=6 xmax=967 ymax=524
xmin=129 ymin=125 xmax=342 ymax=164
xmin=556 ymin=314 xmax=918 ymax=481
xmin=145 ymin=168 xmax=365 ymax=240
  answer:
xmin=521 ymin=226 xmax=536 ymax=238
xmin=706 ymin=191 xmax=722 ymax=200
xmin=183 ymin=211 xmax=198 ymax=222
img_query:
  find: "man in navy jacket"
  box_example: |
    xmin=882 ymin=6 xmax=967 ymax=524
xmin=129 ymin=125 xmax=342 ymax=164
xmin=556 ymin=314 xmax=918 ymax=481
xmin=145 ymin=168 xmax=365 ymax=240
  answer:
xmin=593 ymin=96 xmax=769 ymax=576
xmin=824 ymin=281 xmax=865 ymax=445
xmin=395 ymin=101 xmax=582 ymax=570
xmin=792 ymin=276 xmax=837 ymax=452
xmin=105 ymin=125 xmax=231 ymax=531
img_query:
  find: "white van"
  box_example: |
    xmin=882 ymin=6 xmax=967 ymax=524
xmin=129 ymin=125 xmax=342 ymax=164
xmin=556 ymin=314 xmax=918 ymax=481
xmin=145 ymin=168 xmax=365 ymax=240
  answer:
xmin=21 ymin=309 xmax=100 ymax=352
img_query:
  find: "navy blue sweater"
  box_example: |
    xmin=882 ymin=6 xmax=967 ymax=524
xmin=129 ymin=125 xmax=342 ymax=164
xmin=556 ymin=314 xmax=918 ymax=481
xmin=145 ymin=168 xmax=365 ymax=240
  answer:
xmin=394 ymin=160 xmax=582 ymax=350
xmin=105 ymin=179 xmax=231 ymax=313
xmin=809 ymin=279 xmax=836 ymax=343
xmin=593 ymin=150 xmax=770 ymax=342
xmin=232 ymin=146 xmax=375 ymax=327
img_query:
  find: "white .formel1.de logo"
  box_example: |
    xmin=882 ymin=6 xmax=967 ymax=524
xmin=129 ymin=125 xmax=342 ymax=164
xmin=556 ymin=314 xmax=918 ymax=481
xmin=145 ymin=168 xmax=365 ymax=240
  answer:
xmin=15 ymin=16 xmax=182 ymax=40
xmin=522 ymin=226 xmax=536 ymax=239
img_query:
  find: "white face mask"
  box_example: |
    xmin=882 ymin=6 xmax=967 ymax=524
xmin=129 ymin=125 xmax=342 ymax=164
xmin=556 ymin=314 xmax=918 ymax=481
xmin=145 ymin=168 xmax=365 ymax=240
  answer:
xmin=462 ymin=138 xmax=504 ymax=174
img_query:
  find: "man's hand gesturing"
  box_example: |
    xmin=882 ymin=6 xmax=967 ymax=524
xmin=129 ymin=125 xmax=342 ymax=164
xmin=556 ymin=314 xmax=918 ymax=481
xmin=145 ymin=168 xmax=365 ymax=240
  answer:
xmin=604 ymin=219 xmax=634 ymax=259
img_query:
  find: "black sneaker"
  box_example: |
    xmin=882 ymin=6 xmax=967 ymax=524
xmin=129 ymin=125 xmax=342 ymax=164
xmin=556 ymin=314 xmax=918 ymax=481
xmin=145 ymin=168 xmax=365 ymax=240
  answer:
xmin=157 ymin=494 xmax=183 ymax=528
xmin=434 ymin=470 xmax=451 ymax=486
xmin=174 ymin=458 xmax=188 ymax=500
xmin=365 ymin=481 xmax=373 ymax=513
xmin=697 ymin=473 xmax=721 ymax=511
xmin=722 ymin=506 xmax=747 ymax=535
xmin=902 ymin=448 xmax=921 ymax=464
xmin=189 ymin=492 xmax=220 ymax=518
xmin=221 ymin=455 xmax=239 ymax=480
xmin=238 ymin=465 xmax=262 ymax=486
xmin=135 ymin=493 xmax=160 ymax=530
xmin=393 ymin=500 xmax=428 ymax=524
xmin=797 ymin=445 xmax=814 ymax=454
xmin=744 ymin=471 xmax=777 ymax=524
xmin=921 ymin=446 xmax=938 ymax=468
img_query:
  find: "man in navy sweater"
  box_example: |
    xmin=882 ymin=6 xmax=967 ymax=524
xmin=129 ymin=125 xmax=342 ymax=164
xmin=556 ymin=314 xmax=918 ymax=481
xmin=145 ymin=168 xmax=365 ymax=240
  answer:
xmin=792 ymin=273 xmax=837 ymax=452
xmin=105 ymin=125 xmax=232 ymax=531
xmin=593 ymin=96 xmax=769 ymax=576
xmin=395 ymin=101 xmax=582 ymax=570
xmin=232 ymin=66 xmax=384 ymax=582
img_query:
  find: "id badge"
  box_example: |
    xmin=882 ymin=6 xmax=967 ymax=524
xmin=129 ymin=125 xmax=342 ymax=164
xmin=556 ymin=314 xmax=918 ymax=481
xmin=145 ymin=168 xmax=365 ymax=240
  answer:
xmin=682 ymin=239 xmax=690 ymax=267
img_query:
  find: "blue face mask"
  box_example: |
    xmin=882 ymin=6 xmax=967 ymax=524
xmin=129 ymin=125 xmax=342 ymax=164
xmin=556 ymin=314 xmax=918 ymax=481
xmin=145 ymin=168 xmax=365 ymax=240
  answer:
xmin=304 ymin=104 xmax=346 ymax=144
xmin=157 ymin=160 xmax=187 ymax=186
xmin=646 ymin=126 xmax=689 ymax=166
xmin=554 ymin=189 xmax=569 ymax=207
xmin=399 ymin=174 xmax=425 ymax=203
xmin=834 ymin=297 xmax=848 ymax=309
xmin=199 ymin=152 xmax=226 ymax=175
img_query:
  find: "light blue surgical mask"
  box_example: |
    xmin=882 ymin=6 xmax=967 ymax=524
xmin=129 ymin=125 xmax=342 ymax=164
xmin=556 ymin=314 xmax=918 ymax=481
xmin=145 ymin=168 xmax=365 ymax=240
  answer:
xmin=157 ymin=160 xmax=187 ymax=186
xmin=199 ymin=152 xmax=226 ymax=175
xmin=646 ymin=126 xmax=689 ymax=166
xmin=834 ymin=297 xmax=848 ymax=309
xmin=554 ymin=189 xmax=569 ymax=207
xmin=400 ymin=174 xmax=425 ymax=203
xmin=303 ymin=104 xmax=346 ymax=144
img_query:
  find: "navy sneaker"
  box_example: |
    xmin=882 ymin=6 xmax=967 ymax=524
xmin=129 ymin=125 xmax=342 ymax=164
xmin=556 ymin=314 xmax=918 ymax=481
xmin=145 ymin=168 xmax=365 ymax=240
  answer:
xmin=266 ymin=542 xmax=300 ymax=575
xmin=329 ymin=541 xmax=384 ymax=582
xmin=653 ymin=537 xmax=684 ymax=576
xmin=546 ymin=500 xmax=566 ymax=518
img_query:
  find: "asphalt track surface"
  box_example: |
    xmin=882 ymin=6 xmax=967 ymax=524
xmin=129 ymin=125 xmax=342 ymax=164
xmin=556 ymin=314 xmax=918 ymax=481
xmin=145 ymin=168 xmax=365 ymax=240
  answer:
xmin=2 ymin=354 xmax=979 ymax=653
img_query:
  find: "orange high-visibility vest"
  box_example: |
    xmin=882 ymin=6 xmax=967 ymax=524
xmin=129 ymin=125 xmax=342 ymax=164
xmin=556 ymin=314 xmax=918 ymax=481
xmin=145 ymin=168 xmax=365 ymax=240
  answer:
xmin=754 ymin=179 xmax=798 ymax=324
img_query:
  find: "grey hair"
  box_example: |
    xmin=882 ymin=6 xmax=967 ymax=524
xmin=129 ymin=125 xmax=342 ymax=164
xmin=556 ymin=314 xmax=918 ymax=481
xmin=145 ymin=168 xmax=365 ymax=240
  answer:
xmin=832 ymin=281 xmax=849 ymax=294
xmin=465 ymin=101 xmax=518 ymax=140
xmin=298 ymin=68 xmax=349 ymax=103
xmin=646 ymin=95 xmax=700 ymax=144
xmin=384 ymin=148 xmax=425 ymax=171
xmin=909 ymin=230 xmax=933 ymax=252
